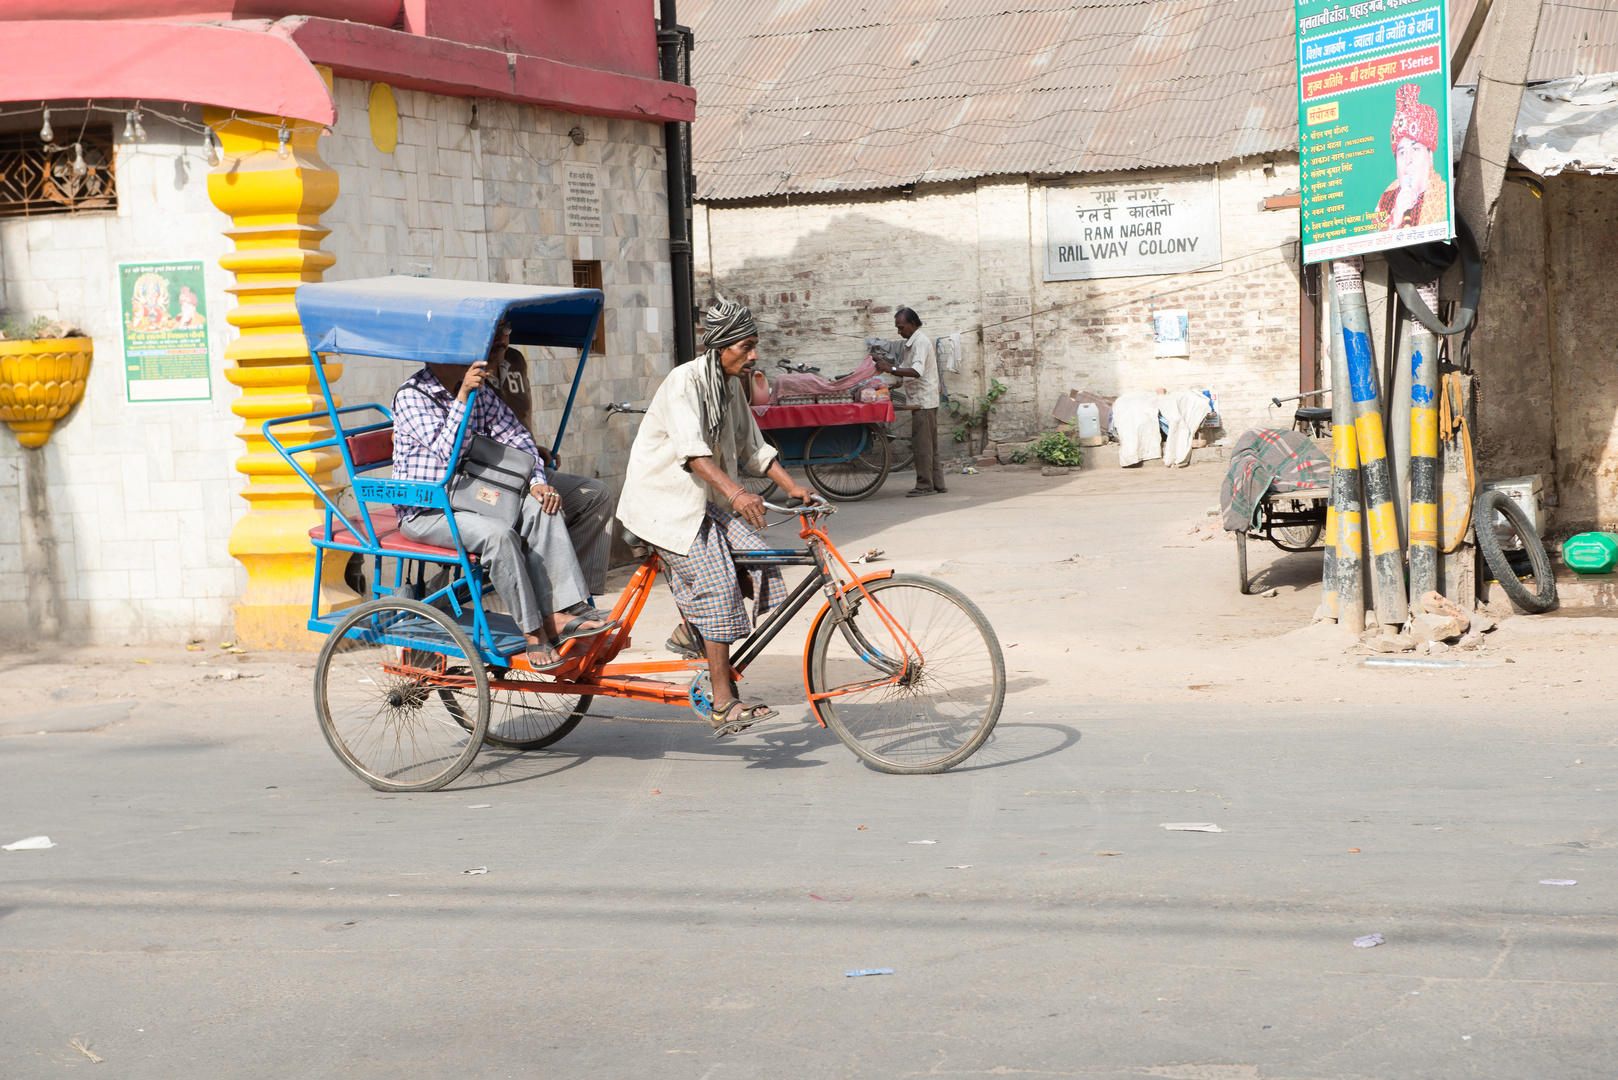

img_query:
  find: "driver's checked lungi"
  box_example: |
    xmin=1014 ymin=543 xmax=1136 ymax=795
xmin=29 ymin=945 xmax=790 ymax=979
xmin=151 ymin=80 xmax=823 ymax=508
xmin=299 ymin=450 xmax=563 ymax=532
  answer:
xmin=656 ymin=505 xmax=785 ymax=644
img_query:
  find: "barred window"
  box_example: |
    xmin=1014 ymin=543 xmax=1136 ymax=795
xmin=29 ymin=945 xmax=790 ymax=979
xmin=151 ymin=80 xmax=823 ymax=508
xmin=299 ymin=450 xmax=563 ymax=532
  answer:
xmin=0 ymin=126 xmax=117 ymax=218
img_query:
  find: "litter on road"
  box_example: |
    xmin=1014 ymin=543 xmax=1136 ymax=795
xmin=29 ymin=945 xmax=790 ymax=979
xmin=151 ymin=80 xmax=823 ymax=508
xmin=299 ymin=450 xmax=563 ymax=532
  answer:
xmin=908 ymin=840 xmax=938 ymax=844
xmin=1353 ymin=934 xmax=1385 ymax=948
xmin=1161 ymin=823 xmax=1223 ymax=833
xmin=1540 ymin=879 xmax=1578 ymax=886
xmin=945 ymin=864 xmax=973 ymax=869
xmin=462 ymin=867 xmax=488 ymax=875
xmin=3 ymin=835 xmax=55 ymax=850
xmin=845 ymin=968 xmax=894 ymax=977
xmin=466 ymin=804 xmax=491 ymax=809
xmin=1096 ymin=851 xmax=1124 ymax=856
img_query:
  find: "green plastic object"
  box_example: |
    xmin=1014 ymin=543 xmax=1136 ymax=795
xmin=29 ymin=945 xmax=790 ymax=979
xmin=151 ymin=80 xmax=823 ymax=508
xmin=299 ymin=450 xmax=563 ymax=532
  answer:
xmin=1562 ymin=532 xmax=1618 ymax=575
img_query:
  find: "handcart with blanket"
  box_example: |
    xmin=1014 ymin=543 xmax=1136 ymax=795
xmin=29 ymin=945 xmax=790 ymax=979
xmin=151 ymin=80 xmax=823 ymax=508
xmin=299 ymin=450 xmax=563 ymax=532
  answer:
xmin=1220 ymin=428 xmax=1333 ymax=594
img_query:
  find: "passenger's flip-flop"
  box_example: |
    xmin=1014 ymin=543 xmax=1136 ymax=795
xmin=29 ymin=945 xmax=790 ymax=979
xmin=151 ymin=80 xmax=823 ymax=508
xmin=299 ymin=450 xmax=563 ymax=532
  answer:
xmin=710 ymin=699 xmax=777 ymax=739
xmin=520 ymin=646 xmax=568 ymax=673
xmin=551 ymin=615 xmax=620 ymax=645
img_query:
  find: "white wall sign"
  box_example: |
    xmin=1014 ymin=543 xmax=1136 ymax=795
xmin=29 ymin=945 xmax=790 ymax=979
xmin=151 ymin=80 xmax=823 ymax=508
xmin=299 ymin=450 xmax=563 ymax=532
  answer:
xmin=1044 ymin=176 xmax=1222 ymax=281
xmin=563 ymin=163 xmax=603 ymax=236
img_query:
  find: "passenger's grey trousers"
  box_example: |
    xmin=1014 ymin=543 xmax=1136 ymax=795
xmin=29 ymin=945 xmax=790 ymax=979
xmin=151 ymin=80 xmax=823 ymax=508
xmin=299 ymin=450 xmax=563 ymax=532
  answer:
xmin=547 ymin=471 xmax=615 ymax=597
xmin=400 ymin=497 xmax=589 ymax=636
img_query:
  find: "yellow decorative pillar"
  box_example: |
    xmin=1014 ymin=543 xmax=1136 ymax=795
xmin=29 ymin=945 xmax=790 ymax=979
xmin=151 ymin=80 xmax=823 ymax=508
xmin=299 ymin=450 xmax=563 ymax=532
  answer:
xmin=206 ymin=108 xmax=359 ymax=648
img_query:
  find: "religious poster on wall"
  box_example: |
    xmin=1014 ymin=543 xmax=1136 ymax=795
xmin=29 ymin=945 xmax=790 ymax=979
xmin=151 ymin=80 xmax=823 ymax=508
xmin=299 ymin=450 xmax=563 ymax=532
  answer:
xmin=118 ymin=261 xmax=211 ymax=403
xmin=1043 ymin=176 xmax=1222 ymax=281
xmin=1153 ymin=309 xmax=1190 ymax=357
xmin=563 ymin=163 xmax=603 ymax=236
xmin=1296 ymin=0 xmax=1453 ymax=264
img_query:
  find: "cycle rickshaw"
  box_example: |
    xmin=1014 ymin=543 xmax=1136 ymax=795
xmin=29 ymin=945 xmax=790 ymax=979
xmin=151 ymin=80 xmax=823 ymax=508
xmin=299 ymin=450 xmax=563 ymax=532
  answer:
xmin=267 ymin=278 xmax=1006 ymax=791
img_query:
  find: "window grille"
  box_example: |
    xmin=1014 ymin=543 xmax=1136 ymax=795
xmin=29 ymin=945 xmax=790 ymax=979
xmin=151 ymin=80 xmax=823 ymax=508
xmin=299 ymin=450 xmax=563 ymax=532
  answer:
xmin=0 ymin=127 xmax=117 ymax=218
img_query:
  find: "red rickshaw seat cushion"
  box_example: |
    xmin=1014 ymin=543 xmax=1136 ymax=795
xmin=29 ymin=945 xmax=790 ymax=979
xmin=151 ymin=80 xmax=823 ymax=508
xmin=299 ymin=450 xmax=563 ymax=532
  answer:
xmin=308 ymin=507 xmax=477 ymax=562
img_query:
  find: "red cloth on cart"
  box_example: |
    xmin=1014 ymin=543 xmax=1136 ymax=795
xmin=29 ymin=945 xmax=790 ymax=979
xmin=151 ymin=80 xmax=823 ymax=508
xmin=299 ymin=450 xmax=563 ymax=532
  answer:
xmin=750 ymin=401 xmax=895 ymax=430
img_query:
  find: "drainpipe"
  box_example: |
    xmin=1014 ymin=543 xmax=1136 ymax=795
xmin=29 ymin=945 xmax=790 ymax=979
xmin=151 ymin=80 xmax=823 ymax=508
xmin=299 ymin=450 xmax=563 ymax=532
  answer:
xmin=660 ymin=0 xmax=697 ymax=365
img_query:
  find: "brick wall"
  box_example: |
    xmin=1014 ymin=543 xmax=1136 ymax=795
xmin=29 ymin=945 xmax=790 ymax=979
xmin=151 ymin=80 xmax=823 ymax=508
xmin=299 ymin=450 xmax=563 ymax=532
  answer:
xmin=0 ymin=86 xmax=673 ymax=644
xmin=695 ymin=157 xmax=1304 ymax=445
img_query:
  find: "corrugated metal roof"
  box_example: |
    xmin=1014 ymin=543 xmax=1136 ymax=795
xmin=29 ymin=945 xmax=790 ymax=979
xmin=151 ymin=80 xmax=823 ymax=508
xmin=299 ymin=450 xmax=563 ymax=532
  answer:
xmin=688 ymin=0 xmax=1299 ymax=200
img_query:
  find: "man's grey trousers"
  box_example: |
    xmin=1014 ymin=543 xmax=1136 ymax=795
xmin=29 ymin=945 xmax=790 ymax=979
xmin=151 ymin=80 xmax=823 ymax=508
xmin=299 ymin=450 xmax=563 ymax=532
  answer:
xmin=400 ymin=497 xmax=589 ymax=636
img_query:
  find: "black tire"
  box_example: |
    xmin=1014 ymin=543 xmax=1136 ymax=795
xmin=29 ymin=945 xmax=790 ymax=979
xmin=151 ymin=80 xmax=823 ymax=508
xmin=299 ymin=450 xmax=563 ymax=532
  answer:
xmin=1271 ymin=523 xmax=1323 ymax=552
xmin=805 ymin=424 xmax=890 ymax=502
xmin=1474 ymin=488 xmax=1556 ymax=613
xmin=880 ymin=418 xmax=915 ymax=471
xmin=483 ymin=669 xmax=592 ymax=750
xmin=806 ymin=574 xmax=1004 ymax=773
xmin=739 ymin=431 xmax=782 ymax=501
xmin=315 ymin=597 xmax=489 ymax=792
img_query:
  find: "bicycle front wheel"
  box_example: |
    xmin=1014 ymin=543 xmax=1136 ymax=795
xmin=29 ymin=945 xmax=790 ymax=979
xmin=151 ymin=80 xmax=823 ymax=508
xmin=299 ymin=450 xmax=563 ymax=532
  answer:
xmin=806 ymin=574 xmax=1005 ymax=773
xmin=315 ymin=598 xmax=489 ymax=792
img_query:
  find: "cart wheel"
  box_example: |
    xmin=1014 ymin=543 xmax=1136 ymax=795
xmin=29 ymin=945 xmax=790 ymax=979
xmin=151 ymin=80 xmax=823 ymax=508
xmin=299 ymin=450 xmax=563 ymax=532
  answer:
xmin=805 ymin=424 xmax=890 ymax=502
xmin=314 ymin=597 xmax=489 ymax=792
xmin=806 ymin=574 xmax=1004 ymax=774
xmin=878 ymin=418 xmax=915 ymax=471
xmin=738 ymin=431 xmax=782 ymax=501
xmin=1235 ymin=531 xmax=1250 ymax=594
xmin=1271 ymin=523 xmax=1323 ymax=552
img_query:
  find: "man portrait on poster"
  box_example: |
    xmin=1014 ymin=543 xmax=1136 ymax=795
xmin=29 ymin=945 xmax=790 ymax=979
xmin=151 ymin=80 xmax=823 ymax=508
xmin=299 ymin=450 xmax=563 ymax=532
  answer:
xmin=1373 ymin=83 xmax=1448 ymax=232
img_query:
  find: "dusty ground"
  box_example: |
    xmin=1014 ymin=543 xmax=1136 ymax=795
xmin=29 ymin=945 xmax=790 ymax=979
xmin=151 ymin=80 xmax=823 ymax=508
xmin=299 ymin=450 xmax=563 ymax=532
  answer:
xmin=6 ymin=462 xmax=1613 ymax=730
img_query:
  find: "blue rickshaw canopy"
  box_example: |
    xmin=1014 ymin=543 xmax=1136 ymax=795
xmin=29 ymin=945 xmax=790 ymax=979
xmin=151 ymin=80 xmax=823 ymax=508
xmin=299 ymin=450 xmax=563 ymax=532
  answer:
xmin=293 ymin=278 xmax=604 ymax=366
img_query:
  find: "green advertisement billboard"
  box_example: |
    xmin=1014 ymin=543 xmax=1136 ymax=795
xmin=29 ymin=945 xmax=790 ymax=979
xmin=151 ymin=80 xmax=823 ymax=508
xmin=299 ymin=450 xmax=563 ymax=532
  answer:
xmin=1296 ymin=0 xmax=1453 ymax=264
xmin=118 ymin=260 xmax=212 ymax=403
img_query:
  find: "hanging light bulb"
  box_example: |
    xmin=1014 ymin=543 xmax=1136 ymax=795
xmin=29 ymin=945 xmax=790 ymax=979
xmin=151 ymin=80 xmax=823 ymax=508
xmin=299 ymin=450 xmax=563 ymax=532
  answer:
xmin=39 ymin=108 xmax=53 ymax=144
xmin=277 ymin=124 xmax=291 ymax=159
xmin=124 ymin=110 xmax=137 ymax=141
xmin=72 ymin=142 xmax=87 ymax=177
xmin=133 ymin=110 xmax=147 ymax=143
xmin=205 ymin=130 xmax=221 ymax=167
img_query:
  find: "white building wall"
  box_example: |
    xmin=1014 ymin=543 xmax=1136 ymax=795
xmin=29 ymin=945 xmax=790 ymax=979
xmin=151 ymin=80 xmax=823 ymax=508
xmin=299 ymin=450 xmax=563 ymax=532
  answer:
xmin=0 ymin=84 xmax=673 ymax=645
xmin=695 ymin=157 xmax=1304 ymax=444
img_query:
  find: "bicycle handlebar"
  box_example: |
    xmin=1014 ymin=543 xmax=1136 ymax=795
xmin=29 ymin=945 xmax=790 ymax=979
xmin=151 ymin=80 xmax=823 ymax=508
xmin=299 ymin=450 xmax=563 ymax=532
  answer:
xmin=763 ymin=494 xmax=834 ymax=516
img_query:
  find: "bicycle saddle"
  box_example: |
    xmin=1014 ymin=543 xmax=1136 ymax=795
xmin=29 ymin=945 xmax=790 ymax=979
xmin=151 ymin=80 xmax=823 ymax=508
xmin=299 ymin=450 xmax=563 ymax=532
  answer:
xmin=1295 ymin=407 xmax=1332 ymax=423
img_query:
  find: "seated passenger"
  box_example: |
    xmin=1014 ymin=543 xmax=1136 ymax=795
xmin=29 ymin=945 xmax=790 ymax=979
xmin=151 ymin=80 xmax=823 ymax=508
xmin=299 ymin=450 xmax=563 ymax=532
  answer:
xmin=618 ymin=299 xmax=816 ymax=738
xmin=392 ymin=320 xmax=613 ymax=669
xmin=491 ymin=344 xmax=615 ymax=598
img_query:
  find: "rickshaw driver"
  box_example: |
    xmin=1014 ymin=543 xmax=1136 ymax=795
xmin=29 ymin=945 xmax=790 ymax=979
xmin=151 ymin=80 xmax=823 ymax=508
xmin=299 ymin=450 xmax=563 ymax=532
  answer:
xmin=618 ymin=299 xmax=817 ymax=739
xmin=393 ymin=320 xmax=615 ymax=670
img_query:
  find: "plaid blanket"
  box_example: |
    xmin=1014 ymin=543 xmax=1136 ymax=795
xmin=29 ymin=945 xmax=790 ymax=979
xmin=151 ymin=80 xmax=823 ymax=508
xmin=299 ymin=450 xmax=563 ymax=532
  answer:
xmin=1220 ymin=428 xmax=1331 ymax=533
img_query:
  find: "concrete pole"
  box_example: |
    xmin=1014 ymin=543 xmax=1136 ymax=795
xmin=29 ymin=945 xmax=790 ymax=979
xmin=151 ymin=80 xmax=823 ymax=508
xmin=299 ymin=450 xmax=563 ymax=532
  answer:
xmin=1390 ymin=299 xmax=1413 ymax=548
xmin=1319 ymin=273 xmax=1338 ymax=620
xmin=1334 ymin=257 xmax=1408 ymax=628
xmin=1327 ymin=268 xmax=1363 ymax=633
xmin=1454 ymin=0 xmax=1544 ymax=253
xmin=1407 ymin=282 xmax=1442 ymax=606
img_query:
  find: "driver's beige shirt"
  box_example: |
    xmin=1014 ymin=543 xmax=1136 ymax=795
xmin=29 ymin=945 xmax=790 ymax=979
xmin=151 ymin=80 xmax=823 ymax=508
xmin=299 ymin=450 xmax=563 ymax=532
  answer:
xmin=617 ymin=363 xmax=778 ymax=556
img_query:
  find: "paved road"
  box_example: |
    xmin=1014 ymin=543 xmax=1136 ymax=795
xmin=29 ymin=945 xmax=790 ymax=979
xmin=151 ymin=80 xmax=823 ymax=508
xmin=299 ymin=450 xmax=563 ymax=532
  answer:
xmin=4 ymin=468 xmax=1614 ymax=1077
xmin=4 ymin=693 xmax=1613 ymax=1078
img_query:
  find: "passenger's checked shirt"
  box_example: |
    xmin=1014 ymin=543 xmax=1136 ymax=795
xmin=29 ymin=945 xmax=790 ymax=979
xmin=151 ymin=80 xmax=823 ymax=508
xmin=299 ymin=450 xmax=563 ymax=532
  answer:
xmin=617 ymin=363 xmax=778 ymax=556
xmin=390 ymin=367 xmax=546 ymax=520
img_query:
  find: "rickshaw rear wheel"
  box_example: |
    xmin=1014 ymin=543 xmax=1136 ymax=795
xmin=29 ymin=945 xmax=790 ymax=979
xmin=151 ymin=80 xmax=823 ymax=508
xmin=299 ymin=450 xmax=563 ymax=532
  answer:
xmin=480 ymin=668 xmax=593 ymax=750
xmin=314 ymin=597 xmax=490 ymax=792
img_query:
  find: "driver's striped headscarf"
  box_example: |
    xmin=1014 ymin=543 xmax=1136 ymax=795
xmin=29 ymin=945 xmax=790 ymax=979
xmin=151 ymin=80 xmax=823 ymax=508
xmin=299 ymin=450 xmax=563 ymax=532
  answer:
xmin=696 ymin=298 xmax=758 ymax=447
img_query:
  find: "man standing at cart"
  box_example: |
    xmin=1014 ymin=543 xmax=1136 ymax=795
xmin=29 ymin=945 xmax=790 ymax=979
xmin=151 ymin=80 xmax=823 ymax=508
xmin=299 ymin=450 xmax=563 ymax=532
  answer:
xmin=875 ymin=306 xmax=947 ymax=497
xmin=618 ymin=299 xmax=818 ymax=738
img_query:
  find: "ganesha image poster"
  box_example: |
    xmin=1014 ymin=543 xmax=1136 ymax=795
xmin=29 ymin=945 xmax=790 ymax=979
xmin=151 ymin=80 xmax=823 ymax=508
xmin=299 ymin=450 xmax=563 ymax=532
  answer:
xmin=118 ymin=261 xmax=212 ymax=403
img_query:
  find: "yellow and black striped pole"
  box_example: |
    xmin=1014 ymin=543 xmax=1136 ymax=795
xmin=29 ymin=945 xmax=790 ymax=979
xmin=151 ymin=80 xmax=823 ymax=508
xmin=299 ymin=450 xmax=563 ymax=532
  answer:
xmin=1407 ymin=281 xmax=1441 ymax=603
xmin=1327 ymin=266 xmax=1363 ymax=632
xmin=1334 ymin=257 xmax=1408 ymax=627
